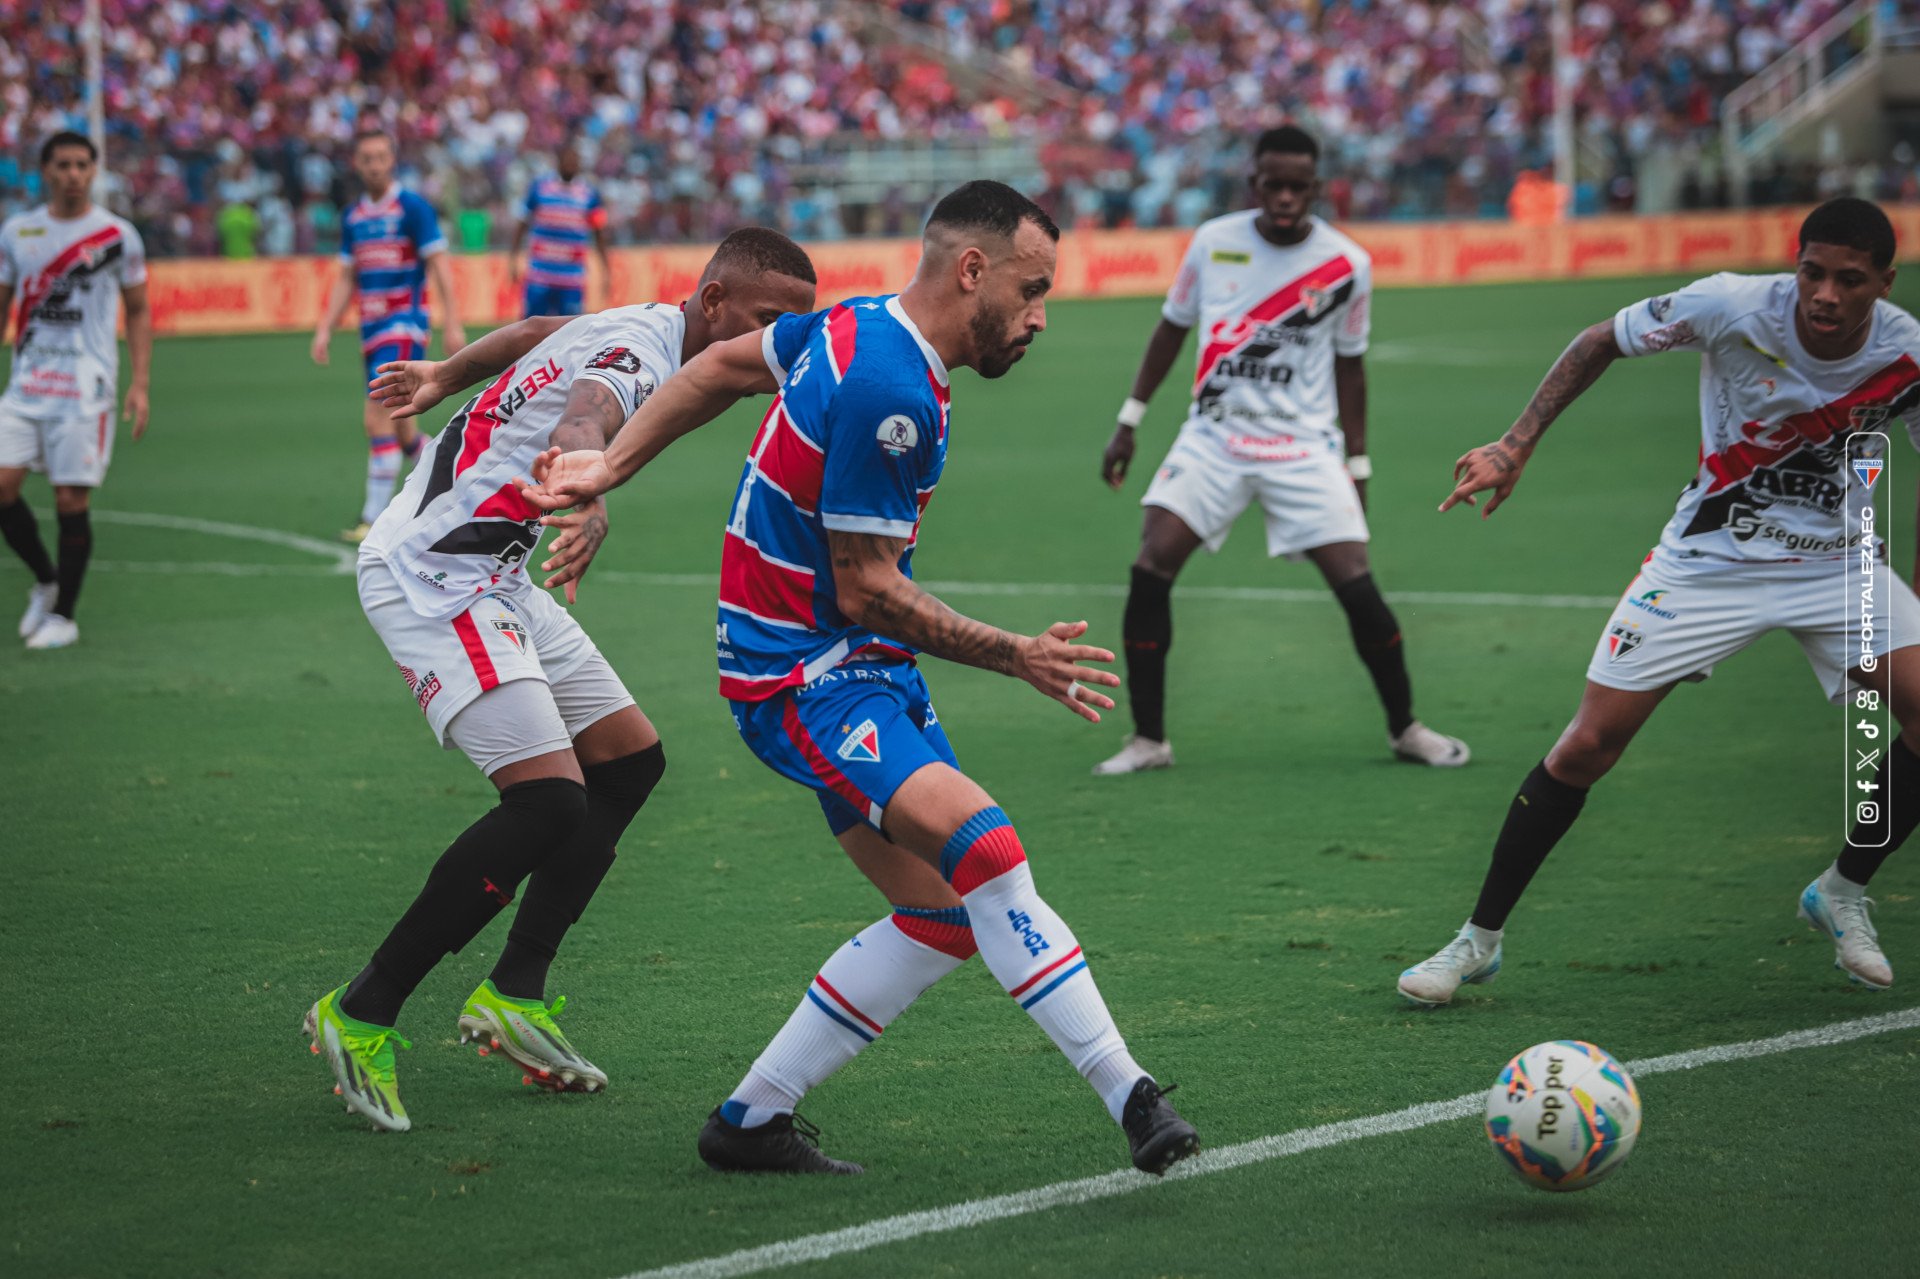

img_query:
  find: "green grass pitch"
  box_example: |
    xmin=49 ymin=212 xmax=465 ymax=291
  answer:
xmin=5 ymin=273 xmax=1918 ymax=1277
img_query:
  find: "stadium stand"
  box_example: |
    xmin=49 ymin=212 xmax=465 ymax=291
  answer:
xmin=3 ymin=0 xmax=1918 ymax=256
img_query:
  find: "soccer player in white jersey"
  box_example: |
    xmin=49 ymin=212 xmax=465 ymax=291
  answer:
xmin=1095 ymin=127 xmax=1467 ymax=774
xmin=303 ymin=229 xmax=817 ymax=1132
xmin=0 ymin=132 xmax=151 ymax=650
xmin=1398 ymin=199 xmax=1920 ymax=1007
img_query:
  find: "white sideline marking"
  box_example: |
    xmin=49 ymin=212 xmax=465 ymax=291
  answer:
xmin=617 ymin=1008 xmax=1920 ymax=1279
xmin=93 ymin=509 xmax=354 ymax=569
xmin=78 ymin=509 xmax=1616 ymax=609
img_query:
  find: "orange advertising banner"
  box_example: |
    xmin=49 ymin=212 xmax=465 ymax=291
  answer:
xmin=142 ymin=206 xmax=1920 ymax=338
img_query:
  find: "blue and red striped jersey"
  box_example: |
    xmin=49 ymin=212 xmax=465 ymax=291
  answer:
xmin=717 ymin=296 xmax=953 ymax=702
xmin=340 ymin=187 xmax=445 ymax=349
xmin=523 ymin=175 xmax=605 ymax=289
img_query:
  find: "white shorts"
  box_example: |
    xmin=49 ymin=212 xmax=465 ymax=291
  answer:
xmin=358 ymin=560 xmax=635 ymax=773
xmin=1141 ymin=427 xmax=1368 ymax=559
xmin=1585 ymin=548 xmax=1920 ymax=705
xmin=0 ymin=401 xmax=115 ymax=486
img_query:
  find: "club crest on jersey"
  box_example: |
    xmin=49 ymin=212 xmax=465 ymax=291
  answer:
xmin=1648 ymin=295 xmax=1674 ymax=321
xmin=1852 ymin=404 xmax=1892 ymax=433
xmin=587 ymin=346 xmax=642 ymax=374
xmin=1606 ymin=622 xmax=1642 ymax=661
xmin=492 ymin=619 xmax=528 ymax=652
xmin=1301 ymin=285 xmax=1333 ymax=319
xmin=1854 ymin=458 xmax=1884 ymax=490
xmin=877 ymin=415 xmax=918 ymax=456
xmin=836 ymin=719 xmax=882 ymax=763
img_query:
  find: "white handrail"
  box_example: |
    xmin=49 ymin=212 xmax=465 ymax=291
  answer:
xmin=1722 ymin=0 xmax=1882 ymax=202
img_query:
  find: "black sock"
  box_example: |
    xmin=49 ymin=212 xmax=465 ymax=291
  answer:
xmin=342 ymin=777 xmax=589 ymax=1025
xmin=1837 ymin=735 xmax=1920 ymax=885
xmin=0 ymin=499 xmax=55 ymax=584
xmin=491 ymin=745 xmax=665 ymax=999
xmin=1470 ymin=761 xmax=1590 ymax=931
xmin=1123 ymin=565 xmax=1173 ymax=742
xmin=53 ymin=510 xmax=92 ymax=620
xmin=1332 ymin=573 xmax=1414 ymax=737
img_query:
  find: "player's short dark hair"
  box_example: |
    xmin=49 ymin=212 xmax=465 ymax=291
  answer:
xmin=40 ymin=130 xmax=97 ymax=167
xmin=1800 ymin=197 xmax=1896 ymax=270
xmin=704 ymin=227 xmax=817 ymax=285
xmin=1254 ymin=126 xmax=1319 ymax=163
xmin=352 ymin=127 xmax=395 ymax=152
xmin=925 ymin=180 xmax=1059 ymax=244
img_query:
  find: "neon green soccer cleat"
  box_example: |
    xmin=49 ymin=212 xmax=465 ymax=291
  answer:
xmin=457 ymin=980 xmax=607 ymax=1093
xmin=304 ymin=985 xmax=412 ymax=1132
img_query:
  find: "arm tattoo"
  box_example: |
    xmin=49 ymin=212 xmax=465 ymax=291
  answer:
xmin=828 ymin=530 xmax=1021 ymax=674
xmin=1500 ymin=324 xmax=1619 ymax=453
xmin=551 ymin=377 xmax=627 ymax=453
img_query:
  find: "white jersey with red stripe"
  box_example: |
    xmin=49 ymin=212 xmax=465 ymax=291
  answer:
xmin=1612 ymin=272 xmax=1920 ymax=565
xmin=0 ymin=204 xmax=147 ymax=415
xmin=1161 ymin=212 xmax=1370 ymax=460
xmin=360 ymin=302 xmax=686 ymax=617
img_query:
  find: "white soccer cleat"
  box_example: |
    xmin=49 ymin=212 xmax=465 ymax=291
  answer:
xmin=1390 ymin=721 xmax=1470 ymax=767
xmin=24 ymin=615 xmax=78 ymax=650
xmin=19 ymin=582 xmax=55 ymax=638
xmin=1092 ymin=734 xmax=1175 ymax=776
xmin=1799 ymin=878 xmax=1892 ymax=990
xmin=1398 ymin=922 xmax=1502 ymax=1006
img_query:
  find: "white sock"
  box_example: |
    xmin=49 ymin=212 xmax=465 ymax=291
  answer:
xmin=1820 ymin=861 xmax=1867 ymax=897
xmin=362 ymin=437 xmax=402 ymax=524
xmin=946 ymin=810 xmax=1148 ymax=1124
xmin=1468 ymin=922 xmax=1504 ymax=949
xmin=720 ymin=907 xmax=974 ymax=1128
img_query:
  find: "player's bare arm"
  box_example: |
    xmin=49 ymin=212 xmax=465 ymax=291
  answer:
xmin=592 ymin=225 xmax=613 ymax=307
xmin=535 ymin=378 xmax=627 ymax=603
xmin=507 ymin=216 xmax=530 ymax=285
xmin=828 ymin=528 xmax=1120 ymax=722
xmin=1333 ymin=352 xmax=1366 ymax=508
xmin=121 ymin=281 xmax=152 ymax=440
xmin=522 ymin=328 xmax=778 ymax=509
xmin=426 ymin=253 xmax=467 ymax=355
xmin=1103 ymin=318 xmax=1190 ymax=489
xmin=1441 ymin=319 xmax=1621 ymax=517
xmin=310 ymin=260 xmax=354 ymax=365
xmin=0 ymin=281 xmax=14 ymax=346
xmin=369 ymin=315 xmax=575 ymax=419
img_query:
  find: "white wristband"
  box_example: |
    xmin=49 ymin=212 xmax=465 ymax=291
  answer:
xmin=1346 ymin=454 xmax=1373 ymax=481
xmin=1117 ymin=397 xmax=1148 ymax=429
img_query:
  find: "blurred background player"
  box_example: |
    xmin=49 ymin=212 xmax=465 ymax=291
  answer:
xmin=1400 ymin=198 xmax=1920 ymax=1007
xmin=509 ymin=143 xmax=611 ymax=318
xmin=0 ymin=131 xmax=151 ymax=651
xmin=305 ymin=228 xmax=818 ymax=1132
xmin=1095 ymin=126 xmax=1467 ymax=775
xmin=526 ymin=182 xmax=1200 ymax=1178
xmin=311 ymin=128 xmax=466 ymax=544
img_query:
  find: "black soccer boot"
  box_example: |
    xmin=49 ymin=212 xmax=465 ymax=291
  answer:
xmin=697 ymin=1108 xmax=864 ymax=1175
xmin=1121 ymin=1078 xmax=1200 ymax=1176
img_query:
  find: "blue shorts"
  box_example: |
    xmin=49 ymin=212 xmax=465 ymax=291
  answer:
xmin=731 ymin=662 xmax=958 ymax=836
xmin=523 ymin=283 xmax=583 ymax=317
xmin=363 ymin=335 xmax=425 ymax=384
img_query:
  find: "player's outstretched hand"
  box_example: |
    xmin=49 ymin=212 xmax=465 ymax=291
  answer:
xmin=520 ymin=446 xmax=617 ymax=511
xmin=1016 ymin=620 xmax=1121 ymax=723
xmin=309 ymin=331 xmax=330 ymax=366
xmin=1101 ymin=425 xmax=1136 ymax=490
xmin=539 ymin=499 xmax=609 ymax=605
xmin=124 ymin=385 xmax=150 ymax=441
xmin=1440 ymin=439 xmax=1529 ymax=518
xmin=369 ymin=358 xmax=452 ymax=420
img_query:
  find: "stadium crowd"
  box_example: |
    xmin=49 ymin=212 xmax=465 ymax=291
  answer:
xmin=2 ymin=0 xmax=1916 ymax=257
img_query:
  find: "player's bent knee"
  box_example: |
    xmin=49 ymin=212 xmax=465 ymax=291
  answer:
xmin=939 ymin=807 xmax=1029 ymax=895
xmin=52 ymin=486 xmax=91 ymax=515
xmin=583 ymin=742 xmax=665 ymax=840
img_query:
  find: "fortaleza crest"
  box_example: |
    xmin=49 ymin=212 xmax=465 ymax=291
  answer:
xmin=876 ymin=415 xmax=918 ymax=456
xmin=1606 ymin=622 xmax=1642 ymax=661
xmin=1853 ymin=457 xmax=1884 ymax=490
xmin=492 ymin=618 xmax=528 ymax=652
xmin=836 ymin=719 xmax=882 ymax=763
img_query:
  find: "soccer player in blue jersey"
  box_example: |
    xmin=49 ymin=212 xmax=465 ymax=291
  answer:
xmin=312 ymin=129 xmax=467 ymax=543
xmin=509 ymin=144 xmax=610 ymax=318
xmin=525 ymin=182 xmax=1201 ymax=1177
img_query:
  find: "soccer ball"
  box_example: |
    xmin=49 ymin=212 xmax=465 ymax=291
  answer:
xmin=1485 ymin=1040 xmax=1641 ymax=1192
